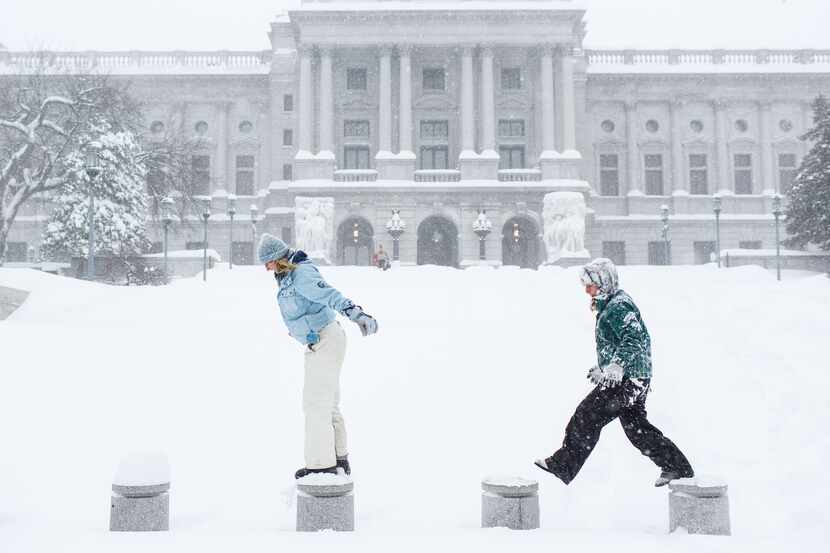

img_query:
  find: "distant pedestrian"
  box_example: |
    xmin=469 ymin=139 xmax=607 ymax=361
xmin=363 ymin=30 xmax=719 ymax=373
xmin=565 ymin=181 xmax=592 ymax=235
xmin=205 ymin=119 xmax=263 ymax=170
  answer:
xmin=535 ymin=258 xmax=694 ymax=487
xmin=258 ymin=233 xmax=378 ymax=479
xmin=373 ymin=244 xmax=391 ymax=271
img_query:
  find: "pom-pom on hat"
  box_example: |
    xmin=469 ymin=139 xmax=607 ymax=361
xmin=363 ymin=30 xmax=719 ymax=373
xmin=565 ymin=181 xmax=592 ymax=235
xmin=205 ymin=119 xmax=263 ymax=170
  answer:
xmin=258 ymin=233 xmax=290 ymax=264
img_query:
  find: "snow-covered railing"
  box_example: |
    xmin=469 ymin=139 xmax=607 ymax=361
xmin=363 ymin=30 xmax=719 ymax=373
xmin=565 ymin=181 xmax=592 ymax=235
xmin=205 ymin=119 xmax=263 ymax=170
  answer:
xmin=413 ymin=169 xmax=461 ymax=183
xmin=586 ymin=49 xmax=830 ymax=68
xmin=334 ymin=169 xmax=378 ymax=182
xmin=0 ymin=50 xmax=273 ymax=75
xmin=497 ymin=169 xmax=542 ymax=182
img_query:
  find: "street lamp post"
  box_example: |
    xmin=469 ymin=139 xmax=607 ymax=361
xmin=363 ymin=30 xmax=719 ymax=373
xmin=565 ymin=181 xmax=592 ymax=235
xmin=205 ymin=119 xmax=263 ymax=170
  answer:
xmin=201 ymin=198 xmax=211 ymax=281
xmin=472 ymin=209 xmax=493 ymax=261
xmin=83 ymin=150 xmax=101 ymax=280
xmin=773 ymin=194 xmax=783 ymax=282
xmin=385 ymin=209 xmax=406 ymax=262
xmin=352 ymin=223 xmax=360 ymax=266
xmin=250 ymin=204 xmax=259 ymax=265
xmin=660 ymin=204 xmax=671 ymax=266
xmin=227 ymin=194 xmax=237 ymax=270
xmin=713 ymin=195 xmax=722 ymax=268
xmin=161 ymin=196 xmax=174 ymax=278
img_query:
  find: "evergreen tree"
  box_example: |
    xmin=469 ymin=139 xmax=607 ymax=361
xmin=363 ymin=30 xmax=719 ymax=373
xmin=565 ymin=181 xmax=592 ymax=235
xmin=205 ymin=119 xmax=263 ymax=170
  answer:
xmin=785 ymin=95 xmax=830 ymax=250
xmin=41 ymin=122 xmax=150 ymax=260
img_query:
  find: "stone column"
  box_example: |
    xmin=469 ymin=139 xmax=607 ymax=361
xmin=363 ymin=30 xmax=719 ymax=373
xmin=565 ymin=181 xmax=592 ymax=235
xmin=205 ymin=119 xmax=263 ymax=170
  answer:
xmin=670 ymin=99 xmax=687 ymax=195
xmin=215 ymin=101 xmax=229 ymax=193
xmin=461 ymin=45 xmax=476 ymax=155
xmin=540 ymin=45 xmax=556 ymax=155
xmin=625 ymin=100 xmax=642 ymax=196
xmin=480 ymin=46 xmax=496 ymax=154
xmin=318 ymin=46 xmax=335 ymax=157
xmin=759 ymin=101 xmax=775 ymax=195
xmin=559 ymin=49 xmax=579 ymax=155
xmin=714 ymin=99 xmax=732 ymax=194
xmin=398 ymin=45 xmax=414 ymax=155
xmin=297 ymin=45 xmax=314 ymax=155
xmin=377 ymin=46 xmax=393 ymax=156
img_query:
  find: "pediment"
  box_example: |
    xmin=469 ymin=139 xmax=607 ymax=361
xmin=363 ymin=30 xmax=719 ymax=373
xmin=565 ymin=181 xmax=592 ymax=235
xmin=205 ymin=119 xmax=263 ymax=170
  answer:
xmin=231 ymin=137 xmax=261 ymax=149
xmin=496 ymin=96 xmax=531 ymax=110
xmin=414 ymin=94 xmax=457 ymax=111
xmin=339 ymin=98 xmax=377 ymax=111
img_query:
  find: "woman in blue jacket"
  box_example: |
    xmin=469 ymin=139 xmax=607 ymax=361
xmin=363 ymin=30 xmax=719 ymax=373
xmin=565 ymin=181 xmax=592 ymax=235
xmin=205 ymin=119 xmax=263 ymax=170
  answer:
xmin=258 ymin=233 xmax=378 ymax=479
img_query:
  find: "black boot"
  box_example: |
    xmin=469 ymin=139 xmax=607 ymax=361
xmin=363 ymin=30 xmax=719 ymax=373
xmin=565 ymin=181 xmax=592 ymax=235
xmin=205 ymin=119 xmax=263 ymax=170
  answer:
xmin=336 ymin=455 xmax=351 ymax=476
xmin=294 ymin=466 xmax=337 ymax=480
xmin=654 ymin=469 xmax=694 ymax=487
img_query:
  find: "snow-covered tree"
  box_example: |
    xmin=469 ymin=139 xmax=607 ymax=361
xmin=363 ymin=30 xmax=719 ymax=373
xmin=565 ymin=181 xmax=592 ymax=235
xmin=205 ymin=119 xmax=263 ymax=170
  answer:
xmin=785 ymin=95 xmax=830 ymax=251
xmin=0 ymin=66 xmax=139 ymax=265
xmin=41 ymin=124 xmax=149 ymax=260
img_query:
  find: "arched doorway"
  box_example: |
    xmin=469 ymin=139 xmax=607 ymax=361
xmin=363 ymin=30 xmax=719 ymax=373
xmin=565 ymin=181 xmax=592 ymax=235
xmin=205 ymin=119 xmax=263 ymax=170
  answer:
xmin=337 ymin=217 xmax=374 ymax=266
xmin=417 ymin=216 xmax=459 ymax=267
xmin=502 ymin=217 xmax=540 ymax=269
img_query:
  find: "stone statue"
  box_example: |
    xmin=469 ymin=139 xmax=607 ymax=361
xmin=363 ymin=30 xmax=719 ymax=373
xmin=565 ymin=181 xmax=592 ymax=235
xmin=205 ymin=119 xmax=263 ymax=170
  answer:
xmin=542 ymin=191 xmax=590 ymax=264
xmin=294 ymin=197 xmax=335 ymax=262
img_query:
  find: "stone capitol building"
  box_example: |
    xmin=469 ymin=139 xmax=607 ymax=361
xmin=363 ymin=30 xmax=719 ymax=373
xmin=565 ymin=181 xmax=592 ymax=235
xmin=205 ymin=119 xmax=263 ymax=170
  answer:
xmin=3 ymin=0 xmax=830 ymax=268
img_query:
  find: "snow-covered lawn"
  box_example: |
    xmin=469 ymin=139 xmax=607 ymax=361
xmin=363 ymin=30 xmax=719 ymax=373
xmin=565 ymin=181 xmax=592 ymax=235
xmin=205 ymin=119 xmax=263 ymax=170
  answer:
xmin=1 ymin=264 xmax=827 ymax=552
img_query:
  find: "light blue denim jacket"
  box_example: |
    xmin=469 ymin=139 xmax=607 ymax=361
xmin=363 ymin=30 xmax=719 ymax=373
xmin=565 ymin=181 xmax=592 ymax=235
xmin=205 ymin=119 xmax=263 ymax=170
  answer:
xmin=277 ymin=258 xmax=353 ymax=345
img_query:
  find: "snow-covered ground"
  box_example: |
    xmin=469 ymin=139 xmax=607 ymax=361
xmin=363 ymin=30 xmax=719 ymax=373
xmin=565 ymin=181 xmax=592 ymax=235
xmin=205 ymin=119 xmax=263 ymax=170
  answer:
xmin=0 ymin=264 xmax=828 ymax=552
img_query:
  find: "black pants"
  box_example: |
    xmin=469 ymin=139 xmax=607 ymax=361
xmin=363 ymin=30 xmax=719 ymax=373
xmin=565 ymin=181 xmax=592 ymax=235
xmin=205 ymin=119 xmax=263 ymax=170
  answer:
xmin=548 ymin=379 xmax=693 ymax=484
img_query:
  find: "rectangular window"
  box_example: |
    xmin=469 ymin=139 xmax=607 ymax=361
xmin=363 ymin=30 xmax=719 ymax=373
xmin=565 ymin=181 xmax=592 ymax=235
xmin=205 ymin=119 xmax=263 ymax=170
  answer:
xmin=283 ymin=129 xmax=293 ymax=146
xmin=501 ymin=67 xmax=522 ymax=90
xmin=344 ymin=120 xmax=370 ymax=139
xmin=5 ymin=242 xmax=28 ymax=262
xmin=422 ymin=68 xmax=446 ymax=91
xmin=420 ymin=146 xmax=449 ymax=170
xmin=602 ymin=241 xmax=626 ymax=266
xmin=282 ymin=163 xmax=293 ymax=181
xmin=734 ymin=153 xmax=753 ymax=195
xmin=499 ymin=146 xmax=525 ymax=169
xmin=693 ymin=241 xmax=717 ymax=265
xmin=498 ymin=119 xmax=525 ymax=138
xmin=420 ymin=120 xmax=449 ymax=139
xmin=192 ymin=155 xmax=210 ymax=195
xmin=347 ymin=68 xmax=367 ymax=91
xmin=644 ymin=154 xmax=664 ymax=195
xmin=186 ymin=241 xmax=206 ymax=251
xmin=281 ymin=227 xmax=292 ymax=244
xmin=283 ymin=94 xmax=294 ymax=112
xmin=599 ymin=154 xmax=620 ymax=196
xmin=344 ymin=145 xmax=371 ymax=169
xmin=235 ymin=155 xmax=255 ymax=196
xmin=648 ymin=241 xmax=670 ymax=266
xmin=778 ymin=153 xmax=797 ymax=194
xmin=689 ymin=153 xmax=709 ymax=195
xmin=739 ymin=240 xmax=762 ymax=250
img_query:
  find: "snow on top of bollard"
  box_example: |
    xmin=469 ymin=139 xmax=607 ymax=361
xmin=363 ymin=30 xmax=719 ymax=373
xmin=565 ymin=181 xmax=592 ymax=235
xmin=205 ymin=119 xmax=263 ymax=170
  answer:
xmin=296 ymin=472 xmax=352 ymax=486
xmin=482 ymin=475 xmax=537 ymax=488
xmin=113 ymin=452 xmax=170 ymax=486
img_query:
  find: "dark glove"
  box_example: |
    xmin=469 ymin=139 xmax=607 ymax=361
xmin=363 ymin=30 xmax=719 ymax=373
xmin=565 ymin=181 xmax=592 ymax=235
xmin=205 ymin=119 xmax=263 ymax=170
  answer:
xmin=586 ymin=365 xmax=603 ymax=385
xmin=601 ymin=362 xmax=624 ymax=387
xmin=343 ymin=305 xmax=378 ymax=337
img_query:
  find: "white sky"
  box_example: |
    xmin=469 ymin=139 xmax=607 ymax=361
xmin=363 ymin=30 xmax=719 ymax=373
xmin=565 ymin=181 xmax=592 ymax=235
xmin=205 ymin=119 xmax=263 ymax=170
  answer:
xmin=1 ymin=0 xmax=828 ymax=51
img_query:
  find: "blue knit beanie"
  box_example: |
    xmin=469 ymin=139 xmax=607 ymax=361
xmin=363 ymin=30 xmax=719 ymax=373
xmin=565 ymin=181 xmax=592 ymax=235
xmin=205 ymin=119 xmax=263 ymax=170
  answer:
xmin=258 ymin=233 xmax=290 ymax=264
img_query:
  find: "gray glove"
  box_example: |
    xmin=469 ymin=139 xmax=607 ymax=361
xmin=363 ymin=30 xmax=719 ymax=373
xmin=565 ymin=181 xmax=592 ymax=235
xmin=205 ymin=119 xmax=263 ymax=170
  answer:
xmin=343 ymin=305 xmax=378 ymax=337
xmin=601 ymin=362 xmax=624 ymax=387
xmin=587 ymin=365 xmax=603 ymax=385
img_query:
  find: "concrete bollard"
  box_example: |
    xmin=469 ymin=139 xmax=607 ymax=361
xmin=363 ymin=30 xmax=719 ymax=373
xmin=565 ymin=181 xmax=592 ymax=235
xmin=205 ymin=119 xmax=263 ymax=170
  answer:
xmin=109 ymin=452 xmax=170 ymax=532
xmin=668 ymin=478 xmax=731 ymax=536
xmin=296 ymin=474 xmax=354 ymax=532
xmin=481 ymin=476 xmax=539 ymax=530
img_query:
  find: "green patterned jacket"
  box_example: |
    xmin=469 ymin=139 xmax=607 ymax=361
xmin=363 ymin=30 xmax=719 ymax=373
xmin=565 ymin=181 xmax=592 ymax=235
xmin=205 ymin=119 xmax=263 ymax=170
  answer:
xmin=594 ymin=290 xmax=653 ymax=379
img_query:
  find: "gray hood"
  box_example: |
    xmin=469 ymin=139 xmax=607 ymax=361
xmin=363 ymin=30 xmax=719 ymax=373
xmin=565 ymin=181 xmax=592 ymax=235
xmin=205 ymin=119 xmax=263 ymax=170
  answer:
xmin=579 ymin=258 xmax=619 ymax=296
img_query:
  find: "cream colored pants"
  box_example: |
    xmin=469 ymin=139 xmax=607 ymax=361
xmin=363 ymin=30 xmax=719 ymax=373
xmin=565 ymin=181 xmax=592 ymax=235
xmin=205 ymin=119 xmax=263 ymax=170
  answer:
xmin=303 ymin=321 xmax=348 ymax=469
